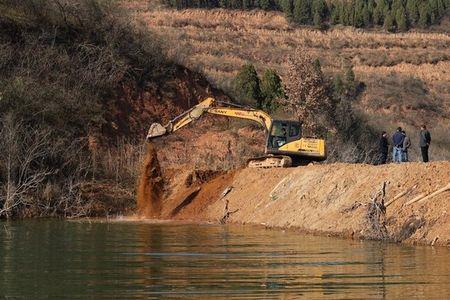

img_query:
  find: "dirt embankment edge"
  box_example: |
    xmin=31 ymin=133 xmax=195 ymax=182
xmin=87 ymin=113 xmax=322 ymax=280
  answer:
xmin=154 ymin=162 xmax=450 ymax=247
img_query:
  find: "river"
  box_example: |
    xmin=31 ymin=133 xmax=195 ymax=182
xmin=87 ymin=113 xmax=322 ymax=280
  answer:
xmin=1 ymin=220 xmax=449 ymax=299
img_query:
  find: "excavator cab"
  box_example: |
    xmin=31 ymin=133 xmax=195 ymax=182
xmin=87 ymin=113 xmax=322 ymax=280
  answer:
xmin=263 ymin=120 xmax=326 ymax=165
xmin=267 ymin=120 xmax=301 ymax=150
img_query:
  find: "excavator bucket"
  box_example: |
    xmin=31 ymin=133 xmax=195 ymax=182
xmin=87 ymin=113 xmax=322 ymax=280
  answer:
xmin=147 ymin=123 xmax=167 ymax=140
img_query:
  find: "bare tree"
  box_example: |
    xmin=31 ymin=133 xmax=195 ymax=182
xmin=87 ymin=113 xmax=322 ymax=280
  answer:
xmin=0 ymin=114 xmax=53 ymax=218
xmin=282 ymin=49 xmax=333 ymax=136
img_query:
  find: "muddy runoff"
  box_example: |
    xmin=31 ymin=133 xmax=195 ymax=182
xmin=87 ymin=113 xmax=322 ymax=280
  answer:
xmin=136 ymin=142 xmax=163 ymax=218
xmin=136 ymin=148 xmax=450 ymax=247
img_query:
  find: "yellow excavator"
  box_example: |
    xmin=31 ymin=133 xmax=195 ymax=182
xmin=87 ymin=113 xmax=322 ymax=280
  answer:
xmin=146 ymin=97 xmax=326 ymax=167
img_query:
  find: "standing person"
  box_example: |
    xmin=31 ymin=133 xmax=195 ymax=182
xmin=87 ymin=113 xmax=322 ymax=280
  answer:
xmin=402 ymin=130 xmax=411 ymax=162
xmin=379 ymin=131 xmax=389 ymax=164
xmin=392 ymin=127 xmax=405 ymax=163
xmin=419 ymin=125 xmax=431 ymax=162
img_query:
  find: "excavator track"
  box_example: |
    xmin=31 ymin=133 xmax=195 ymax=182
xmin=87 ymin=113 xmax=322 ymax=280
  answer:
xmin=247 ymin=155 xmax=292 ymax=168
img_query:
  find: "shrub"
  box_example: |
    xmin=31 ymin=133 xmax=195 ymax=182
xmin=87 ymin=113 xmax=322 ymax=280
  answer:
xmin=260 ymin=69 xmax=284 ymax=112
xmin=234 ymin=63 xmax=262 ymax=107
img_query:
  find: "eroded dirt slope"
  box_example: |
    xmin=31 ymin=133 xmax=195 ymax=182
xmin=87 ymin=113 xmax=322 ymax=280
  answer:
xmin=158 ymin=162 xmax=450 ymax=247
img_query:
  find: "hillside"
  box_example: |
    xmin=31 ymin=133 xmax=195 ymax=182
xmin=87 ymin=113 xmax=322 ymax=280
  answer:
xmin=130 ymin=2 xmax=450 ymax=161
xmin=0 ymin=0 xmax=260 ymax=218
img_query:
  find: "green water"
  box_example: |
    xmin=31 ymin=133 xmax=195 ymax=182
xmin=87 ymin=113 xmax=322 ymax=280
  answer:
xmin=1 ymin=220 xmax=449 ymax=299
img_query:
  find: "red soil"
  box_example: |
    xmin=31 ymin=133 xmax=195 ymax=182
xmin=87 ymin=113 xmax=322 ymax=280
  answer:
xmin=136 ymin=143 xmax=163 ymax=218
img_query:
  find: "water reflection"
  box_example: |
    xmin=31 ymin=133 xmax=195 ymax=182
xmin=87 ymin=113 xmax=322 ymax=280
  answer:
xmin=0 ymin=220 xmax=449 ymax=299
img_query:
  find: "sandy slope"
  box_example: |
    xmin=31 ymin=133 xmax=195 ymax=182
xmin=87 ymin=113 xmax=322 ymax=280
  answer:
xmin=158 ymin=162 xmax=450 ymax=247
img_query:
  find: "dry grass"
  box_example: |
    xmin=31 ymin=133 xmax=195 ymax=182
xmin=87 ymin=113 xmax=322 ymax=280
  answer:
xmin=128 ymin=2 xmax=450 ymax=160
xmin=137 ymin=6 xmax=449 ymax=86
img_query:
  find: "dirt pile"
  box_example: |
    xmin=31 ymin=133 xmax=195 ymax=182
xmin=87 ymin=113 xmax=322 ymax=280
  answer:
xmin=136 ymin=142 xmax=164 ymax=218
xmin=156 ymin=161 xmax=450 ymax=247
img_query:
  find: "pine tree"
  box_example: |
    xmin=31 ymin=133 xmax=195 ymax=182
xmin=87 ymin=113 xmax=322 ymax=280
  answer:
xmin=354 ymin=1 xmax=366 ymax=27
xmin=312 ymin=0 xmax=327 ymax=19
xmin=406 ymin=0 xmax=419 ymax=24
xmin=342 ymin=2 xmax=350 ymax=25
xmin=347 ymin=1 xmax=356 ymax=26
xmin=293 ymin=0 xmax=312 ymax=24
xmin=363 ymin=4 xmax=371 ymax=26
xmin=234 ymin=64 xmax=262 ymax=107
xmin=338 ymin=1 xmax=346 ymax=24
xmin=384 ymin=11 xmax=396 ymax=31
xmin=418 ymin=2 xmax=430 ymax=27
xmin=430 ymin=0 xmax=439 ymax=19
xmin=373 ymin=0 xmax=385 ymax=25
xmin=382 ymin=2 xmax=391 ymax=21
xmin=260 ymin=69 xmax=284 ymax=111
xmin=219 ymin=0 xmax=229 ymax=7
xmin=259 ymin=0 xmax=271 ymax=10
xmin=219 ymin=0 xmax=228 ymax=7
xmin=230 ymin=0 xmax=242 ymax=9
xmin=281 ymin=0 xmax=294 ymax=19
xmin=345 ymin=65 xmax=356 ymax=92
xmin=332 ymin=74 xmax=344 ymax=98
xmin=396 ymin=6 xmax=408 ymax=31
xmin=430 ymin=11 xmax=436 ymax=23
xmin=330 ymin=3 xmax=341 ymax=24
xmin=437 ymin=0 xmax=445 ymax=17
xmin=367 ymin=0 xmax=375 ymax=18
xmin=313 ymin=11 xmax=322 ymax=26
xmin=391 ymin=0 xmax=404 ymax=12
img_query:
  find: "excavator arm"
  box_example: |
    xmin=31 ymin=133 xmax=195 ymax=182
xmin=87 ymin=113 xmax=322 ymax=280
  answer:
xmin=147 ymin=97 xmax=272 ymax=140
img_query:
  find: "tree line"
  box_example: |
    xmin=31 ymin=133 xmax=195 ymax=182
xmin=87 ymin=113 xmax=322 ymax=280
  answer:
xmin=162 ymin=0 xmax=449 ymax=31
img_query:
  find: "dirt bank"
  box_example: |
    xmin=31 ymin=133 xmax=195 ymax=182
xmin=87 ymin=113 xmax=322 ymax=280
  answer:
xmin=155 ymin=162 xmax=450 ymax=247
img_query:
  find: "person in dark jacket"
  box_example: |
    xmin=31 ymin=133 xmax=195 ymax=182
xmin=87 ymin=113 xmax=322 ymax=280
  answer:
xmin=379 ymin=131 xmax=389 ymax=164
xmin=392 ymin=127 xmax=405 ymax=163
xmin=419 ymin=125 xmax=431 ymax=162
xmin=402 ymin=130 xmax=411 ymax=162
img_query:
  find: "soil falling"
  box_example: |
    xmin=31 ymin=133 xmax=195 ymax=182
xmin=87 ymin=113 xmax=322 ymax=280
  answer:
xmin=137 ymin=142 xmax=163 ymax=218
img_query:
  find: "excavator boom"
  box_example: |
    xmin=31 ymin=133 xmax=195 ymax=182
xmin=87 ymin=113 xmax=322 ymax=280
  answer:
xmin=147 ymin=98 xmax=272 ymax=140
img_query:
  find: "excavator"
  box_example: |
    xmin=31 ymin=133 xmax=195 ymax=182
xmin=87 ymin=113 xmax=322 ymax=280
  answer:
xmin=146 ymin=97 xmax=326 ymax=168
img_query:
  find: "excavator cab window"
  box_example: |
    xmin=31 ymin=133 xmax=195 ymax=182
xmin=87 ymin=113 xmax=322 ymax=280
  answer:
xmin=268 ymin=121 xmax=302 ymax=149
xmin=269 ymin=121 xmax=288 ymax=148
xmin=289 ymin=123 xmax=301 ymax=138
